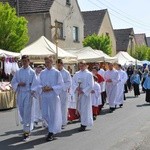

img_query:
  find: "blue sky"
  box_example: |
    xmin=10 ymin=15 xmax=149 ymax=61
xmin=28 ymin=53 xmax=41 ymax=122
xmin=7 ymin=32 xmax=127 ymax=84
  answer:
xmin=77 ymin=0 xmax=150 ymax=37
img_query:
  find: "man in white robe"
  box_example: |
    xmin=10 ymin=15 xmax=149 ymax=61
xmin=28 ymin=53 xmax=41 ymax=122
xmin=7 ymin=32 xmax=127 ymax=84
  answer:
xmin=38 ymin=56 xmax=63 ymax=141
xmin=31 ymin=65 xmax=44 ymax=130
xmin=57 ymin=59 xmax=72 ymax=128
xmin=115 ymin=64 xmax=128 ymax=107
xmin=104 ymin=63 xmax=119 ymax=113
xmin=11 ymin=55 xmax=35 ymax=141
xmin=98 ymin=65 xmax=106 ymax=106
xmin=73 ymin=61 xmax=94 ymax=131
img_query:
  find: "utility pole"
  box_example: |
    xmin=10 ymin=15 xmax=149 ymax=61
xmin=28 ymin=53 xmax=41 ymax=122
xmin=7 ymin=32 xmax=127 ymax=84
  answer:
xmin=15 ymin=0 xmax=19 ymax=16
xmin=50 ymin=20 xmax=62 ymax=63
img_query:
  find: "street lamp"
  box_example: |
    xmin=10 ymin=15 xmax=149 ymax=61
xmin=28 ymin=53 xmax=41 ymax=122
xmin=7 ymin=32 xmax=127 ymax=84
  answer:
xmin=129 ymin=34 xmax=134 ymax=56
xmin=50 ymin=20 xmax=62 ymax=63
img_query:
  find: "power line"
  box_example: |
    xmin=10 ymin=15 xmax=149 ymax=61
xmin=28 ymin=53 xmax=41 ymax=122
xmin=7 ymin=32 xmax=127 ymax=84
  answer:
xmin=95 ymin=0 xmax=150 ymax=28
xmin=87 ymin=0 xmax=150 ymax=32
xmin=102 ymin=0 xmax=150 ymax=27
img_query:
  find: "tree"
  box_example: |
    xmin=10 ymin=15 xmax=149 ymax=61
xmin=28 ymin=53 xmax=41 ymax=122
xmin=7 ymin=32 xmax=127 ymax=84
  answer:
xmin=132 ymin=45 xmax=149 ymax=61
xmin=82 ymin=34 xmax=112 ymax=55
xmin=0 ymin=2 xmax=29 ymax=52
xmin=146 ymin=49 xmax=150 ymax=61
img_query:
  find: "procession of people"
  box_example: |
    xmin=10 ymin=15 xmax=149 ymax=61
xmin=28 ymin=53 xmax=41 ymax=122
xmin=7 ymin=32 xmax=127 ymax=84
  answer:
xmin=11 ymin=55 xmax=150 ymax=142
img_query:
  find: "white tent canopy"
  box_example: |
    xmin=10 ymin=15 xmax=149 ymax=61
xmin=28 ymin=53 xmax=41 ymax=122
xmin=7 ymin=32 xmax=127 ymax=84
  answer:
xmin=114 ymin=51 xmax=142 ymax=66
xmin=21 ymin=36 xmax=77 ymax=60
xmin=0 ymin=49 xmax=20 ymax=57
xmin=67 ymin=47 xmax=117 ymax=63
xmin=142 ymin=60 xmax=150 ymax=65
xmin=21 ymin=36 xmax=55 ymax=57
xmin=94 ymin=50 xmax=117 ymax=63
xmin=67 ymin=47 xmax=105 ymax=62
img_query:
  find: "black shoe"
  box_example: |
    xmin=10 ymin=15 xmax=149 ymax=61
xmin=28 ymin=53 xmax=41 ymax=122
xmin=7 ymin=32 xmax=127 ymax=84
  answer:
xmin=46 ymin=132 xmax=55 ymax=141
xmin=109 ymin=109 xmax=113 ymax=113
xmin=61 ymin=125 xmax=65 ymax=129
xmin=119 ymin=104 xmax=123 ymax=108
xmin=93 ymin=116 xmax=97 ymax=121
xmin=109 ymin=107 xmax=115 ymax=113
xmin=23 ymin=132 xmax=30 ymax=142
xmin=78 ymin=125 xmax=86 ymax=132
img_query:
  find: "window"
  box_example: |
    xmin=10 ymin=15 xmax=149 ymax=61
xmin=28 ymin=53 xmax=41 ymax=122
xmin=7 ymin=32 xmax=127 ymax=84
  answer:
xmin=66 ymin=0 xmax=71 ymax=6
xmin=73 ymin=26 xmax=79 ymax=42
xmin=106 ymin=32 xmax=109 ymax=37
xmin=56 ymin=22 xmax=64 ymax=39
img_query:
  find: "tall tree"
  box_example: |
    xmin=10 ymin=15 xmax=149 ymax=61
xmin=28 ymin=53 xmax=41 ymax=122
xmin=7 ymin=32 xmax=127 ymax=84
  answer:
xmin=146 ymin=49 xmax=150 ymax=61
xmin=0 ymin=2 xmax=29 ymax=52
xmin=82 ymin=34 xmax=112 ymax=55
xmin=132 ymin=45 xmax=148 ymax=61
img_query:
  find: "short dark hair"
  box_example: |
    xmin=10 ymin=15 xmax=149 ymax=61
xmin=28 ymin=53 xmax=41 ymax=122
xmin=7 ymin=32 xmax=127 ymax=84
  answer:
xmin=79 ymin=60 xmax=86 ymax=65
xmin=21 ymin=55 xmax=29 ymax=60
xmin=57 ymin=59 xmax=63 ymax=64
xmin=37 ymin=65 xmax=45 ymax=70
xmin=92 ymin=66 xmax=99 ymax=71
xmin=117 ymin=64 xmax=122 ymax=68
xmin=44 ymin=56 xmax=53 ymax=61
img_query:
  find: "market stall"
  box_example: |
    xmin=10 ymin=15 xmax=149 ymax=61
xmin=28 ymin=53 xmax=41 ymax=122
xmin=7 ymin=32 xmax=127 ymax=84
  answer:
xmin=114 ymin=51 xmax=142 ymax=66
xmin=67 ymin=47 xmax=104 ymax=62
xmin=20 ymin=36 xmax=77 ymax=64
xmin=0 ymin=82 xmax=16 ymax=110
xmin=0 ymin=49 xmax=19 ymax=110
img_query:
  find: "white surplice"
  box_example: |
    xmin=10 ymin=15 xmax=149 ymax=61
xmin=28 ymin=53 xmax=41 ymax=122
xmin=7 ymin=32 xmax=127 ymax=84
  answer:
xmin=11 ymin=66 xmax=35 ymax=132
xmin=30 ymin=73 xmax=42 ymax=130
xmin=72 ymin=69 xmax=94 ymax=127
xmin=68 ymin=77 xmax=76 ymax=109
xmin=104 ymin=69 xmax=119 ymax=108
xmin=91 ymin=82 xmax=102 ymax=106
xmin=59 ymin=67 xmax=72 ymax=126
xmin=39 ymin=67 xmax=63 ymax=134
xmin=115 ymin=69 xmax=128 ymax=106
xmin=98 ymin=69 xmax=106 ymax=92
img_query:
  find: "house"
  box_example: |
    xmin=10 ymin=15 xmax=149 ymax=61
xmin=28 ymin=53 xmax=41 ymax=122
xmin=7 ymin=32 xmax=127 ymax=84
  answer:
xmin=81 ymin=9 xmax=116 ymax=56
xmin=146 ymin=37 xmax=150 ymax=47
xmin=50 ymin=0 xmax=84 ymax=49
xmin=114 ymin=28 xmax=136 ymax=55
xmin=1 ymin=0 xmax=84 ymax=50
xmin=134 ymin=33 xmax=148 ymax=46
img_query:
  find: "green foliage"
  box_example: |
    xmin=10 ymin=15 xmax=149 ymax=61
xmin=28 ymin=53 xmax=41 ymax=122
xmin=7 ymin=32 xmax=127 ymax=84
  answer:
xmin=146 ymin=49 xmax=150 ymax=61
xmin=0 ymin=2 xmax=29 ymax=52
xmin=132 ymin=45 xmax=150 ymax=61
xmin=82 ymin=34 xmax=112 ymax=55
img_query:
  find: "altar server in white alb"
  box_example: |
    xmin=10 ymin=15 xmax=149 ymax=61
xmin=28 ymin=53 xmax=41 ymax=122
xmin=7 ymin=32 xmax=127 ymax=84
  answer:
xmin=91 ymin=75 xmax=102 ymax=120
xmin=11 ymin=55 xmax=36 ymax=141
xmin=115 ymin=64 xmax=128 ymax=108
xmin=31 ymin=65 xmax=44 ymax=130
xmin=104 ymin=63 xmax=119 ymax=113
xmin=39 ymin=56 xmax=63 ymax=141
xmin=57 ymin=59 xmax=72 ymax=128
xmin=73 ymin=61 xmax=94 ymax=131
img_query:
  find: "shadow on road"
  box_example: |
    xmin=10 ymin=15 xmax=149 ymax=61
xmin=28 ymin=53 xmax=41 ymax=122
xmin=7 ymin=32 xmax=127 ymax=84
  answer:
xmin=0 ymin=129 xmax=22 ymax=137
xmin=136 ymin=103 xmax=150 ymax=107
xmin=100 ymin=108 xmax=111 ymax=115
xmin=0 ymin=136 xmax=46 ymax=150
xmin=56 ymin=127 xmax=81 ymax=137
xmin=126 ymin=96 xmax=136 ymax=99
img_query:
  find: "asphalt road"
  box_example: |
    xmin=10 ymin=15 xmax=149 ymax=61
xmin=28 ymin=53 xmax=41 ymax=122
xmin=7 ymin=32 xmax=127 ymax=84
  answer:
xmin=0 ymin=91 xmax=150 ymax=150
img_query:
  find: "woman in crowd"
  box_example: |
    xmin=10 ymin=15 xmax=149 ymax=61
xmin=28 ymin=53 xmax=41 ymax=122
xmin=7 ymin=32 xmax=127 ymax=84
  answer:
xmin=141 ymin=69 xmax=149 ymax=93
xmin=130 ymin=69 xmax=140 ymax=97
xmin=143 ymin=71 xmax=150 ymax=103
xmin=126 ymin=66 xmax=134 ymax=91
